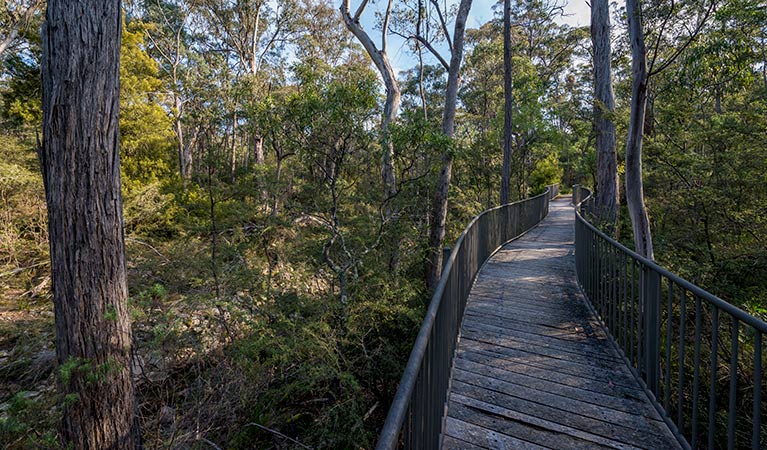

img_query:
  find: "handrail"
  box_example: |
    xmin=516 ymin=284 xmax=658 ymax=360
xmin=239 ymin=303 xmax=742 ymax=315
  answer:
xmin=376 ymin=185 xmax=557 ymax=450
xmin=572 ymin=185 xmax=766 ymax=450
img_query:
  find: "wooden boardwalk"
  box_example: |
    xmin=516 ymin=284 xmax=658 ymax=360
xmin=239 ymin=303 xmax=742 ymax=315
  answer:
xmin=442 ymin=198 xmax=681 ymax=450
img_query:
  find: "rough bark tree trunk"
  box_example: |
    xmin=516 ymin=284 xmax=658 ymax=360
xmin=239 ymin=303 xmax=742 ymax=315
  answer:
xmin=591 ymin=0 xmax=619 ymax=229
xmin=40 ymin=0 xmax=141 ymax=448
xmin=426 ymin=0 xmax=474 ymax=291
xmin=625 ymin=0 xmax=654 ymax=259
xmin=500 ymin=0 xmax=513 ymax=205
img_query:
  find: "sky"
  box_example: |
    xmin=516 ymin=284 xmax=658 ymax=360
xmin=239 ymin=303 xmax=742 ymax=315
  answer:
xmin=357 ymin=0 xmax=591 ymax=75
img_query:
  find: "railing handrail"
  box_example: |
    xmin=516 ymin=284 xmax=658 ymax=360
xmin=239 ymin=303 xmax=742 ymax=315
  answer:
xmin=573 ymin=185 xmax=767 ymax=333
xmin=376 ymin=185 xmax=557 ymax=449
xmin=572 ymin=184 xmax=766 ymax=450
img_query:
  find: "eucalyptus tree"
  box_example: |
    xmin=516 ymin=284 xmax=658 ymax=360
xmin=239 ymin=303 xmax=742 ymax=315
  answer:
xmin=143 ymin=0 xmax=199 ymax=183
xmin=340 ymin=0 xmax=400 ymax=204
xmin=41 ymin=0 xmax=140 ymax=446
xmin=193 ymin=0 xmax=299 ymax=170
xmin=624 ymin=0 xmax=716 ymax=258
xmin=407 ymin=0 xmax=474 ymax=291
xmin=591 ymin=0 xmax=618 ymax=228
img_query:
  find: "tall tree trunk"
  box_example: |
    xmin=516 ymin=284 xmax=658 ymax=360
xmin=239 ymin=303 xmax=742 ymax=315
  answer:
xmin=174 ymin=93 xmax=193 ymax=182
xmin=625 ymin=0 xmax=653 ymax=259
xmin=500 ymin=0 xmax=513 ymax=205
xmin=762 ymin=29 xmax=767 ymax=91
xmin=253 ymin=134 xmax=264 ymax=164
xmin=591 ymin=0 xmax=619 ymax=228
xmin=426 ymin=0 xmax=474 ymax=291
xmin=231 ymin=111 xmax=238 ymax=182
xmin=40 ymin=1 xmax=141 ymax=448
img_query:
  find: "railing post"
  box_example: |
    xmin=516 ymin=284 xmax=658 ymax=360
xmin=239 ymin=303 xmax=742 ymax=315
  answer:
xmin=643 ymin=266 xmax=662 ymax=398
xmin=441 ymin=247 xmax=452 ymax=276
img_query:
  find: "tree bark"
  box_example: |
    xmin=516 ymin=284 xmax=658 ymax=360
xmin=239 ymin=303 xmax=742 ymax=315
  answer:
xmin=625 ymin=0 xmax=654 ymax=259
xmin=253 ymin=134 xmax=264 ymax=164
xmin=591 ymin=0 xmax=619 ymax=229
xmin=40 ymin=1 xmax=141 ymax=448
xmin=426 ymin=0 xmax=473 ymax=291
xmin=500 ymin=0 xmax=513 ymax=205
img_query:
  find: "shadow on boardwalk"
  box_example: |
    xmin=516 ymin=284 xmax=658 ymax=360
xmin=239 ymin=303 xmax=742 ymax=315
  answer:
xmin=442 ymin=198 xmax=682 ymax=450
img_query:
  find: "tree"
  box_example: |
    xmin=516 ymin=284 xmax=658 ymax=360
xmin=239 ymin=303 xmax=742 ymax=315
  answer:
xmin=144 ymin=0 xmax=197 ymax=183
xmin=624 ymin=0 xmax=716 ymax=258
xmin=340 ymin=0 xmax=400 ymax=202
xmin=40 ymin=0 xmax=141 ymax=447
xmin=500 ymin=0 xmax=513 ymax=205
xmin=624 ymin=0 xmax=653 ymax=258
xmin=591 ymin=0 xmax=618 ymax=228
xmin=423 ymin=0 xmax=474 ymax=291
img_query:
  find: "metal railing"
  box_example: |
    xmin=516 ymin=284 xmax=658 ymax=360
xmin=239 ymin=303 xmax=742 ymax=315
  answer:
xmin=546 ymin=183 xmax=559 ymax=200
xmin=376 ymin=186 xmax=556 ymax=450
xmin=573 ymin=185 xmax=767 ymax=450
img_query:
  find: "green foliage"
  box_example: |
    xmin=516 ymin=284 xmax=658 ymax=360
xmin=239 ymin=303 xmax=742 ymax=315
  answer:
xmin=529 ymin=150 xmax=563 ymax=193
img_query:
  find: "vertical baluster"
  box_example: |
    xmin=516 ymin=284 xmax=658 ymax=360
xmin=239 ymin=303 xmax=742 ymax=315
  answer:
xmin=637 ymin=263 xmax=647 ymax=374
xmin=644 ymin=269 xmax=661 ymax=397
xmin=611 ymin=246 xmax=617 ymax=333
xmin=630 ymin=259 xmax=635 ymax=366
xmin=692 ymin=296 xmax=702 ymax=449
xmin=753 ymin=332 xmax=762 ymax=450
xmin=708 ymin=308 xmax=719 ymax=450
xmin=727 ymin=320 xmax=739 ymax=450
xmin=599 ymin=238 xmax=604 ymax=317
xmin=678 ymin=290 xmax=687 ymax=431
xmin=622 ymin=251 xmax=627 ymax=352
xmin=665 ymin=282 xmax=674 ymax=412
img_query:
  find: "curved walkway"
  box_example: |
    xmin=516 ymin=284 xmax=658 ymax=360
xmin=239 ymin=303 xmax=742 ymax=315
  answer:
xmin=442 ymin=198 xmax=681 ymax=450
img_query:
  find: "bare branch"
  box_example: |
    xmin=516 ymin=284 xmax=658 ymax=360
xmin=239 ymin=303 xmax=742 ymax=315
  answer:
xmin=430 ymin=0 xmax=453 ymax=53
xmin=413 ymin=35 xmax=450 ymax=69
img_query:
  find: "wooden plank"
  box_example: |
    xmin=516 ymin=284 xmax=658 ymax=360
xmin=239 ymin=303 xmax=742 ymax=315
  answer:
xmin=443 ymin=416 xmax=552 ymax=450
xmin=456 ymin=343 xmax=645 ymax=395
xmin=458 ymin=338 xmax=641 ymax=388
xmin=452 ymin=368 xmax=663 ymax=425
xmin=460 ymin=321 xmax=619 ymax=362
xmin=451 ymin=379 xmax=675 ymax=450
xmin=442 ymin=435 xmax=487 ymax=450
xmin=463 ymin=310 xmax=612 ymax=344
xmin=460 ymin=328 xmax=620 ymax=368
xmin=453 ymin=357 xmax=657 ymax=416
xmin=450 ymin=394 xmax=643 ymax=450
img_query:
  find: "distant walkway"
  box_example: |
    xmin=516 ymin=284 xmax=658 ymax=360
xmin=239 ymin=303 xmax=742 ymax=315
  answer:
xmin=442 ymin=198 xmax=681 ymax=450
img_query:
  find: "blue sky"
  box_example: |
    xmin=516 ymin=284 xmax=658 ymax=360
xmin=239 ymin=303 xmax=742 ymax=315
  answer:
xmin=356 ymin=0 xmax=591 ymax=74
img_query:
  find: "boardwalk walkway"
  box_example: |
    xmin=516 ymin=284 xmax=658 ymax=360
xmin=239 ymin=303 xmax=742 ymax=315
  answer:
xmin=442 ymin=198 xmax=681 ymax=450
